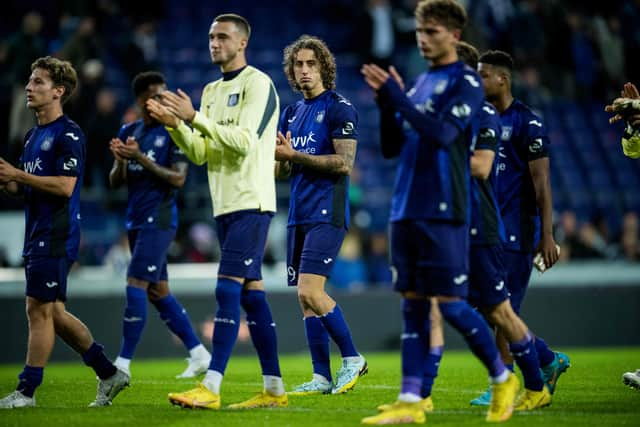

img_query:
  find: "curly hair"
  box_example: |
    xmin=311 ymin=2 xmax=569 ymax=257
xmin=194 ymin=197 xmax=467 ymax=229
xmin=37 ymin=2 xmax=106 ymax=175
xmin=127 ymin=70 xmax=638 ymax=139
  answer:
xmin=283 ymin=35 xmax=336 ymax=92
xmin=415 ymin=0 xmax=467 ymax=30
xmin=31 ymin=56 xmax=78 ymax=105
xmin=132 ymin=71 xmax=166 ymax=97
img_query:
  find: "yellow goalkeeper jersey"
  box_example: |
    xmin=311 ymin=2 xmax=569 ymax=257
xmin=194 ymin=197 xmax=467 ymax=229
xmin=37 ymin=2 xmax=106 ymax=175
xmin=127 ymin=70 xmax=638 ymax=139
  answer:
xmin=167 ymin=66 xmax=279 ymax=217
xmin=622 ymin=124 xmax=640 ymax=159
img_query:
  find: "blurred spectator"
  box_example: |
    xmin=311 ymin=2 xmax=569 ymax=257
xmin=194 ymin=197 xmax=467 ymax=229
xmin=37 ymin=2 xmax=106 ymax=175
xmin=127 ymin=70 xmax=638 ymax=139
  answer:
xmin=567 ymin=11 xmax=602 ymax=101
xmin=58 ymin=16 xmax=103 ymax=69
xmin=7 ymin=11 xmax=45 ymax=161
xmin=356 ymin=0 xmax=396 ymax=68
xmin=330 ymin=230 xmax=367 ymax=291
xmin=593 ymin=16 xmax=625 ymax=99
xmin=365 ymin=232 xmax=392 ymax=287
xmin=85 ymin=88 xmax=121 ymax=190
xmin=620 ymin=211 xmax=640 ymax=261
xmin=121 ymin=21 xmax=160 ymax=79
xmin=186 ymin=222 xmax=217 ymax=263
xmin=103 ymin=232 xmax=131 ymax=275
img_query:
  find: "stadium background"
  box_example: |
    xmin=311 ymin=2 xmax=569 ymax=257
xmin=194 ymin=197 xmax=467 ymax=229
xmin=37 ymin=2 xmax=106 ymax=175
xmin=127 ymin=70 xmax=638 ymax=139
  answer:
xmin=1 ymin=0 xmax=639 ymax=362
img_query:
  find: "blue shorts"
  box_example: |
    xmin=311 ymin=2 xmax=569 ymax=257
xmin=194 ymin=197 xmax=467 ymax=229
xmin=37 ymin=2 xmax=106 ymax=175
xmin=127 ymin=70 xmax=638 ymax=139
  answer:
xmin=286 ymin=223 xmax=346 ymax=286
xmin=503 ymin=250 xmax=534 ymax=314
xmin=468 ymin=244 xmax=509 ymax=308
xmin=127 ymin=228 xmax=174 ymax=283
xmin=25 ymin=256 xmax=73 ymax=302
xmin=390 ymin=220 xmax=469 ymax=297
xmin=215 ymin=210 xmax=273 ymax=281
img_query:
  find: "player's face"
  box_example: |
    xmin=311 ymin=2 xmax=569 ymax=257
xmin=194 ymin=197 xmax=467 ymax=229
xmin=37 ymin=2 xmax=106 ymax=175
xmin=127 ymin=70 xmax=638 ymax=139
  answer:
xmin=415 ymin=18 xmax=458 ymax=63
xmin=138 ymin=83 xmax=166 ymax=117
xmin=209 ymin=21 xmax=246 ymax=66
xmin=477 ymin=63 xmax=502 ymax=99
xmin=25 ymin=68 xmax=63 ymax=110
xmin=293 ymin=49 xmax=324 ymax=97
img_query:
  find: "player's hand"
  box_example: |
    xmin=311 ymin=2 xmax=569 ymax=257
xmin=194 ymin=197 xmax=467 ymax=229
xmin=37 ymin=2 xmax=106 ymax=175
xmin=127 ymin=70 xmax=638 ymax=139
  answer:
xmin=275 ymin=131 xmax=295 ymax=161
xmin=361 ymin=63 xmax=391 ymax=90
xmin=147 ymin=98 xmax=180 ymax=128
xmin=622 ymin=82 xmax=640 ymax=99
xmin=116 ymin=137 xmax=142 ymax=160
xmin=628 ymin=113 xmax=640 ymax=129
xmin=536 ymin=234 xmax=559 ymax=270
xmin=388 ymin=65 xmax=405 ymax=91
xmin=0 ymin=156 xmax=20 ymax=182
xmin=109 ymin=138 xmax=126 ymax=162
xmin=161 ymin=89 xmax=196 ymax=123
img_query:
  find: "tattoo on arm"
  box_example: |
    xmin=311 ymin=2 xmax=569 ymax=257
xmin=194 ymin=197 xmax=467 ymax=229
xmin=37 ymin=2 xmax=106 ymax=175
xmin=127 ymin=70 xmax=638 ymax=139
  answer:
xmin=290 ymin=139 xmax=357 ymax=176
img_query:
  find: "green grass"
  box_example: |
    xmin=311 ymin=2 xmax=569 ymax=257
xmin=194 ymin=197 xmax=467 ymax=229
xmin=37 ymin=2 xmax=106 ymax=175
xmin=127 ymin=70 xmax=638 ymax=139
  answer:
xmin=1 ymin=348 xmax=639 ymax=426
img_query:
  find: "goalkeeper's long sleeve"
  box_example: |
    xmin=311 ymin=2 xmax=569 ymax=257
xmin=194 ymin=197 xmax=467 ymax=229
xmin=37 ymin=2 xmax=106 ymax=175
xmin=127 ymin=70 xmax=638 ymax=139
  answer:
xmin=622 ymin=123 xmax=640 ymax=158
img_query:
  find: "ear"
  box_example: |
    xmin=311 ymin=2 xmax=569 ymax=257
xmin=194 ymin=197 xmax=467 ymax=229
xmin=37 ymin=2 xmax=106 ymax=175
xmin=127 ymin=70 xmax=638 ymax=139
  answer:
xmin=239 ymin=37 xmax=248 ymax=50
xmin=452 ymin=28 xmax=462 ymax=41
xmin=53 ymin=85 xmax=65 ymax=100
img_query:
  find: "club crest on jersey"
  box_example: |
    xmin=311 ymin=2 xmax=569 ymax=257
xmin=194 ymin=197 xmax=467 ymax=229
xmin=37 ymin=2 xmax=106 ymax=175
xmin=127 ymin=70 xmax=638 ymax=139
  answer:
xmin=227 ymin=93 xmax=240 ymax=106
xmin=154 ymin=136 xmax=166 ymax=147
xmin=501 ymin=126 xmax=513 ymax=141
xmin=434 ymin=79 xmax=448 ymax=94
xmin=315 ymin=110 xmax=325 ymax=123
xmin=40 ymin=137 xmax=53 ymax=151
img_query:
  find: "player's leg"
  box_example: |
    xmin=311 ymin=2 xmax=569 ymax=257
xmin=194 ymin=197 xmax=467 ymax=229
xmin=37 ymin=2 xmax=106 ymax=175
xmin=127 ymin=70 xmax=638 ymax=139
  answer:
xmin=287 ymin=225 xmax=333 ymax=395
xmin=362 ymin=222 xmax=427 ymax=425
xmin=505 ymin=250 xmax=570 ymax=395
xmin=149 ymin=279 xmax=210 ymax=378
xmin=420 ymin=299 xmax=441 ymax=407
xmin=114 ymin=230 xmax=150 ymax=376
xmin=229 ymin=211 xmax=286 ymax=408
xmin=296 ymin=223 xmax=365 ymax=394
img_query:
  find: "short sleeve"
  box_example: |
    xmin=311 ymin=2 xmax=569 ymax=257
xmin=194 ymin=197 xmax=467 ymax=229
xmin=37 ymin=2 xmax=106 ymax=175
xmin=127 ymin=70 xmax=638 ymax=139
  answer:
xmin=439 ymin=70 xmax=485 ymax=132
xmin=475 ymin=103 xmax=500 ymax=152
xmin=55 ymin=126 xmax=85 ymax=177
xmin=523 ymin=112 xmax=550 ymax=161
xmin=328 ymin=96 xmax=358 ymax=140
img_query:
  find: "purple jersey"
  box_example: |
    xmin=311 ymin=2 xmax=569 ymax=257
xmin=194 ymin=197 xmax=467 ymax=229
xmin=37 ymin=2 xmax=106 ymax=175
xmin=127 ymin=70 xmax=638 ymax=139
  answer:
xmin=20 ymin=115 xmax=85 ymax=260
xmin=279 ymin=90 xmax=357 ymax=228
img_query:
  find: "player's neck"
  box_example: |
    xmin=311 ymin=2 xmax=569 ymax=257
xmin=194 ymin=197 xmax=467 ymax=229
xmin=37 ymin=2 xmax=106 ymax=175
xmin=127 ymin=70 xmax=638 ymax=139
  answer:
xmin=302 ymin=86 xmax=326 ymax=100
xmin=430 ymin=50 xmax=458 ymax=67
xmin=493 ymin=93 xmax=514 ymax=113
xmin=220 ymin=55 xmax=247 ymax=74
xmin=34 ymin=104 xmax=63 ymax=126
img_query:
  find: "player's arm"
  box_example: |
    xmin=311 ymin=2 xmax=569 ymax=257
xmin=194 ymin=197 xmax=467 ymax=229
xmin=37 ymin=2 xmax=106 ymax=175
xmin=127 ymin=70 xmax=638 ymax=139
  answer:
xmin=0 ymin=180 xmax=21 ymax=196
xmin=116 ymin=137 xmax=188 ymax=188
xmin=0 ymin=156 xmax=76 ymax=197
xmin=378 ymin=102 xmax=404 ymax=158
xmin=109 ymin=137 xmax=127 ymax=188
xmin=147 ymin=95 xmax=208 ymax=165
xmin=529 ymin=157 xmax=558 ymax=269
xmin=274 ymin=160 xmax=291 ymax=179
xmin=275 ymin=131 xmax=356 ymax=176
xmin=470 ymin=149 xmax=495 ymax=179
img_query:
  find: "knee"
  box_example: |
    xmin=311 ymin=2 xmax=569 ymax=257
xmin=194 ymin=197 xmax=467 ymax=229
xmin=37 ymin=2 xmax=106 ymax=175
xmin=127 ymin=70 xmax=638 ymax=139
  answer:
xmin=486 ymin=302 xmax=515 ymax=328
xmin=26 ymin=298 xmax=53 ymax=323
xmin=146 ymin=287 xmax=167 ymax=303
xmin=215 ymin=281 xmax=242 ymax=308
xmin=429 ymin=303 xmax=442 ymax=327
xmin=240 ymin=289 xmax=265 ymax=311
xmin=297 ymin=288 xmax=321 ymax=312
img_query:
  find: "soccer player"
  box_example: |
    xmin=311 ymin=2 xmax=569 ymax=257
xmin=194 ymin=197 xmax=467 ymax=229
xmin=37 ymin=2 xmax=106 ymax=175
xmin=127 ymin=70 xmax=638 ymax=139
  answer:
xmin=415 ymin=41 xmax=552 ymax=412
xmin=474 ymin=49 xmax=570 ymax=404
xmin=108 ymin=71 xmax=211 ymax=379
xmin=360 ymin=1 xmax=519 ymax=423
xmin=0 ymin=56 xmax=128 ymax=408
xmin=605 ymin=82 xmax=640 ymax=158
xmin=146 ymin=13 xmax=286 ymax=409
xmin=275 ymin=35 xmax=367 ymax=396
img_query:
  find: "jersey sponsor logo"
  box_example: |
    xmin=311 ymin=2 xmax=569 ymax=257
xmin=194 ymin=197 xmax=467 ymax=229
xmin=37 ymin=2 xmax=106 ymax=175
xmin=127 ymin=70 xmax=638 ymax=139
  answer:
xmin=63 ymin=156 xmax=78 ymax=171
xmin=529 ymin=138 xmax=544 ymax=153
xmin=23 ymin=158 xmax=43 ymax=174
xmin=451 ymin=103 xmax=472 ymax=119
xmin=483 ymin=105 xmax=496 ymax=115
xmin=501 ymin=126 xmax=512 ymax=141
xmin=315 ymin=110 xmax=325 ymax=123
xmin=528 ymin=119 xmax=543 ymax=127
xmin=341 ymin=121 xmax=355 ymax=136
xmin=227 ymin=93 xmax=240 ymax=106
xmin=323 ymin=258 xmax=333 ymax=264
xmin=244 ymin=258 xmax=253 ymax=266
xmin=147 ymin=265 xmax=157 ymax=272
xmin=453 ymin=274 xmax=468 ymax=285
xmin=154 ymin=136 xmax=166 ymax=147
xmin=45 ymin=281 xmax=58 ymax=288
xmin=40 ymin=137 xmax=53 ymax=151
xmin=65 ymin=132 xmax=79 ymax=141
xmin=434 ymin=79 xmax=448 ymax=94
xmin=287 ymin=115 xmax=297 ymax=124
xmin=292 ymin=131 xmax=317 ymax=148
xmin=464 ymin=74 xmax=480 ymax=87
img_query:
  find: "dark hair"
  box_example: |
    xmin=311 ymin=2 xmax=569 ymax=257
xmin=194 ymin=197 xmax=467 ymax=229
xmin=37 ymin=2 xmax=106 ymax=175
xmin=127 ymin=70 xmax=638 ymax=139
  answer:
xmin=283 ymin=35 xmax=336 ymax=92
xmin=214 ymin=13 xmax=251 ymax=39
xmin=132 ymin=71 xmax=166 ymax=97
xmin=456 ymin=41 xmax=479 ymax=69
xmin=478 ymin=50 xmax=514 ymax=71
xmin=31 ymin=56 xmax=77 ymax=105
xmin=415 ymin=0 xmax=467 ymax=30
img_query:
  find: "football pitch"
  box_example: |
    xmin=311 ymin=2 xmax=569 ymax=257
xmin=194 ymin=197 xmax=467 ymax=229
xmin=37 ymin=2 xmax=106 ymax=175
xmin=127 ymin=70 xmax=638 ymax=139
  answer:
xmin=0 ymin=348 xmax=638 ymax=426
